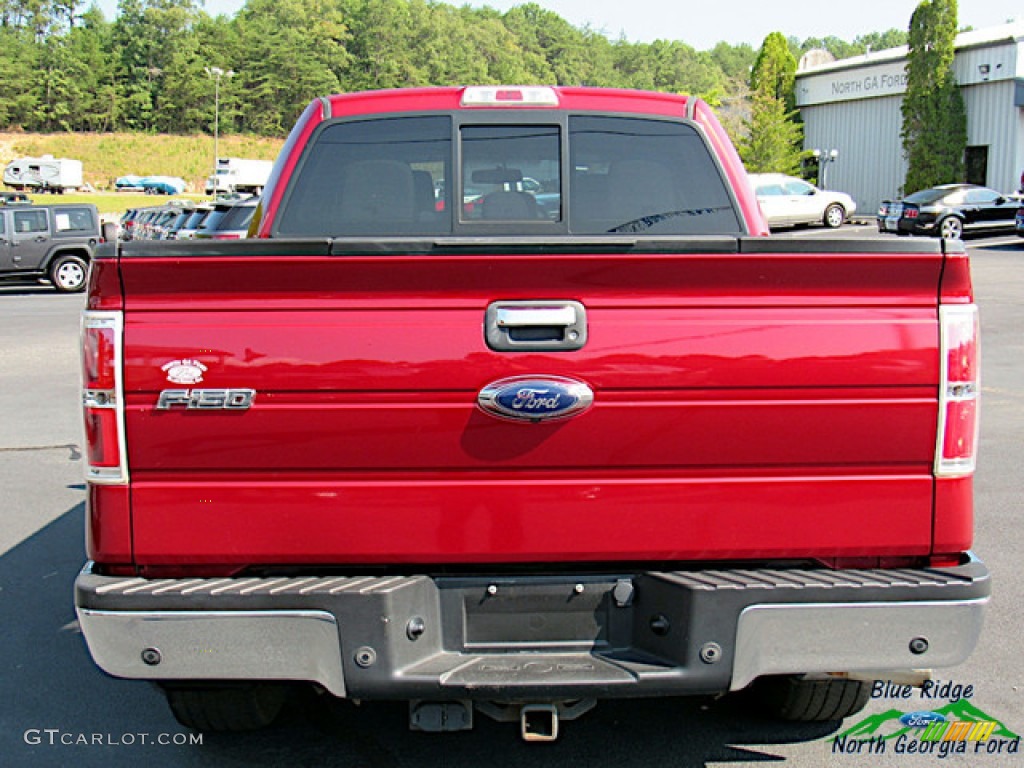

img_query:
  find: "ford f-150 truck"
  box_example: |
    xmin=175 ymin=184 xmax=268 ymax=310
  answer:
xmin=75 ymin=86 xmax=988 ymax=740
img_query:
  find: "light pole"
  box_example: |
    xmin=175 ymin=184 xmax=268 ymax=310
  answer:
xmin=205 ymin=66 xmax=234 ymax=198
xmin=813 ymin=148 xmax=839 ymax=189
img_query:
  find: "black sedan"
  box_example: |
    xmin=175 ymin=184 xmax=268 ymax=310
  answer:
xmin=878 ymin=184 xmax=1019 ymax=239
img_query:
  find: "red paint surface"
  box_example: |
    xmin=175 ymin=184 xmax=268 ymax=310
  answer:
xmin=114 ymin=249 xmax=956 ymax=565
xmin=83 ymin=87 xmax=978 ymax=570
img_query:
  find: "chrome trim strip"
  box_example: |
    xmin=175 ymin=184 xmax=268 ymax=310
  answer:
xmin=76 ymin=609 xmax=346 ymax=697
xmin=730 ymin=598 xmax=988 ymax=691
xmin=496 ymin=305 xmax=577 ymax=327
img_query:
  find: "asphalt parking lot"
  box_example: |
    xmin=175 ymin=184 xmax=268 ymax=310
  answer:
xmin=0 ymin=227 xmax=1021 ymax=767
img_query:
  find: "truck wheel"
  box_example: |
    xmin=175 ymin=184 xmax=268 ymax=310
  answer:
xmin=823 ymin=204 xmax=845 ymax=229
xmin=49 ymin=255 xmax=89 ymax=293
xmin=939 ymin=216 xmax=963 ymax=239
xmin=163 ymin=684 xmax=289 ymax=732
xmin=751 ymin=675 xmax=870 ymax=721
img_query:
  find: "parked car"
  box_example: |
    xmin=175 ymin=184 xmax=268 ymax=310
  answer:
xmin=0 ymin=202 xmax=101 ymax=292
xmin=173 ymin=205 xmax=213 ymax=240
xmin=131 ymin=207 xmax=165 ymax=240
xmin=119 ymin=206 xmax=165 ymax=241
xmin=878 ymin=184 xmax=1019 ymax=239
xmin=161 ymin=206 xmax=198 ymax=240
xmin=1015 ymin=204 xmax=1024 ymax=238
xmin=193 ymin=196 xmax=258 ymax=240
xmin=748 ymin=173 xmax=856 ymax=229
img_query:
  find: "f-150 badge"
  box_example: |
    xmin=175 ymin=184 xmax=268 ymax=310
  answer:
xmin=156 ymin=389 xmax=256 ymax=411
xmin=477 ymin=376 xmax=593 ymax=422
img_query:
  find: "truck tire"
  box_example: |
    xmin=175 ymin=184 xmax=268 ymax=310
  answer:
xmin=751 ymin=675 xmax=870 ymax=722
xmin=823 ymin=204 xmax=845 ymax=229
xmin=49 ymin=254 xmax=89 ymax=293
xmin=163 ymin=684 xmax=289 ymax=732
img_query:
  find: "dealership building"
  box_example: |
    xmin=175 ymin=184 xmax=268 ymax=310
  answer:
xmin=795 ymin=22 xmax=1024 ymax=215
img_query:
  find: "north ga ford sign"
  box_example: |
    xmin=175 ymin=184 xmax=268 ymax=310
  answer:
xmin=797 ymin=60 xmax=909 ymax=106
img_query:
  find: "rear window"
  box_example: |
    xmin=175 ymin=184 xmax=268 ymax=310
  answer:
xmin=198 ymin=203 xmax=255 ymax=233
xmin=274 ymin=113 xmax=738 ymax=237
xmin=55 ymin=207 xmax=96 ymax=232
xmin=182 ymin=209 xmax=210 ymax=229
xmin=197 ymin=208 xmax=229 ymax=232
xmin=567 ymin=116 xmax=739 ymax=235
xmin=460 ymin=125 xmax=560 ymax=223
xmin=219 ymin=203 xmax=257 ymax=231
xmin=276 ymin=116 xmax=451 ymax=237
xmin=905 ymin=188 xmax=960 ymax=205
xmin=169 ymin=211 xmax=193 ymax=228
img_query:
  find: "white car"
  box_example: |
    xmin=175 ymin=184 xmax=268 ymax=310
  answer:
xmin=749 ymin=173 xmax=856 ymax=230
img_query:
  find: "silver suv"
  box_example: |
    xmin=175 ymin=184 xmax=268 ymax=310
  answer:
xmin=0 ymin=201 xmax=101 ymax=292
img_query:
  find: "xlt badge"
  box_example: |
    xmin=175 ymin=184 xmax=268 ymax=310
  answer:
xmin=477 ymin=376 xmax=593 ymax=422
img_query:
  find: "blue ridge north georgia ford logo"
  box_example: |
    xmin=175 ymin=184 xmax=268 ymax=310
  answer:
xmin=477 ymin=376 xmax=594 ymax=422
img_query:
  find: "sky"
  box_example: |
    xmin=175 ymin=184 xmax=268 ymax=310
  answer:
xmin=91 ymin=0 xmax=1022 ymax=51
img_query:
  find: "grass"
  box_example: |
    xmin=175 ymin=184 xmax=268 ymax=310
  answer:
xmin=0 ymin=133 xmax=283 ymax=190
xmin=24 ymin=191 xmax=210 ymax=217
xmin=0 ymin=132 xmax=285 ymax=218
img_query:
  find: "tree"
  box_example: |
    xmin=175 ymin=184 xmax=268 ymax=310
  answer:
xmin=739 ymin=87 xmax=804 ymax=174
xmin=235 ymin=0 xmax=348 ymax=135
xmin=0 ymin=27 xmax=39 ymax=128
xmin=901 ymin=0 xmax=966 ymax=192
xmin=750 ymin=32 xmax=796 ymax=110
xmin=739 ymin=32 xmax=804 ymax=174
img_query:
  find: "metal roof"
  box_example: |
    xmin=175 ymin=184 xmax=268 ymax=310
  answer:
xmin=797 ymin=21 xmax=1024 ymax=77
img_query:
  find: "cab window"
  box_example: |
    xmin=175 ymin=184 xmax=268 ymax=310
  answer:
xmin=459 ymin=125 xmax=560 ymax=222
xmin=54 ymin=208 xmax=95 ymax=232
xmin=13 ymin=210 xmax=48 ymax=234
xmin=568 ymin=116 xmax=739 ymax=235
xmin=276 ymin=116 xmax=452 ymax=237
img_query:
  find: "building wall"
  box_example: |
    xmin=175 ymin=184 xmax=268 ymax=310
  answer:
xmin=796 ymin=26 xmax=1024 ymax=214
xmin=800 ymin=96 xmax=904 ymax=215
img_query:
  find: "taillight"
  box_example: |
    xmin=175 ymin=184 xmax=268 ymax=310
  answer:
xmin=935 ymin=305 xmax=979 ymax=476
xmin=81 ymin=311 xmax=127 ymax=484
xmin=905 ymin=208 xmax=919 ymax=219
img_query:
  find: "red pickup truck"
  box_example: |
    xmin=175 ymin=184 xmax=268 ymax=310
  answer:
xmin=76 ymin=86 xmax=988 ymax=740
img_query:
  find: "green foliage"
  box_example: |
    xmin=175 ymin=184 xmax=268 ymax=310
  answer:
xmin=0 ymin=0 xmax=918 ymax=154
xmin=751 ymin=32 xmax=796 ymax=109
xmin=798 ymin=30 xmax=907 ymax=61
xmin=901 ymin=0 xmax=966 ymax=192
xmin=738 ymin=88 xmax=805 ymax=175
xmin=740 ymin=31 xmax=804 ymax=174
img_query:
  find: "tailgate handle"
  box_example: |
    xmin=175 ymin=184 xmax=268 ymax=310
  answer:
xmin=486 ymin=301 xmax=587 ymax=352
xmin=497 ymin=306 xmax=576 ymax=328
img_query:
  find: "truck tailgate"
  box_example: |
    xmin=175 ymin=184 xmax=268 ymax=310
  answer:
xmin=118 ymin=239 xmax=945 ymax=566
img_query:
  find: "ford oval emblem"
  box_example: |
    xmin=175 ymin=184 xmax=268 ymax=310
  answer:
xmin=899 ymin=711 xmax=947 ymax=728
xmin=478 ymin=376 xmax=594 ymax=422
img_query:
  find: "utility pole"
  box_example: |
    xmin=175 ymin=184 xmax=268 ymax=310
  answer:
xmin=204 ymin=67 xmax=235 ymax=198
